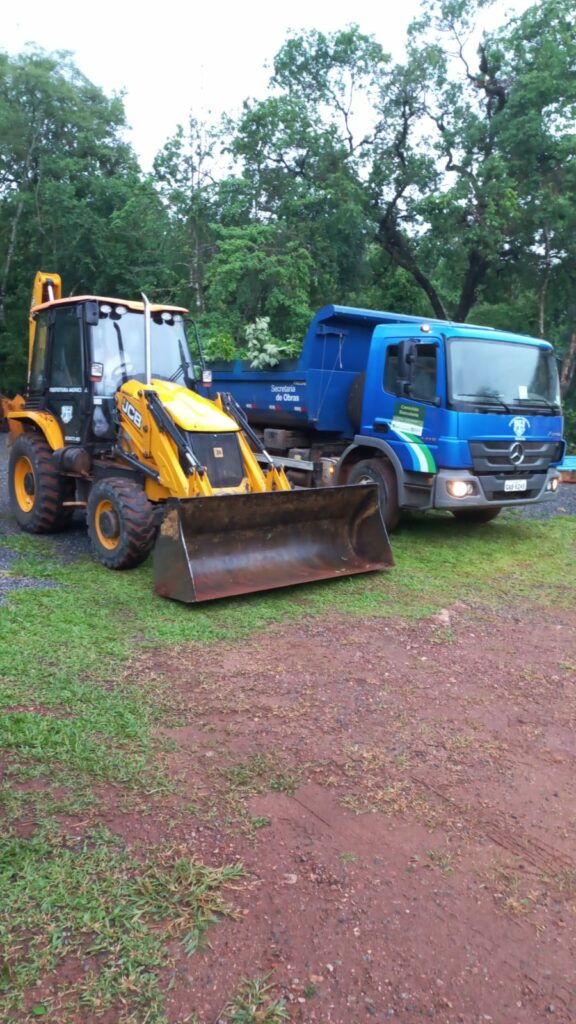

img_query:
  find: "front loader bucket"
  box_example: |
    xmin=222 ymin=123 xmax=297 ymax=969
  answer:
xmin=153 ymin=484 xmax=393 ymax=604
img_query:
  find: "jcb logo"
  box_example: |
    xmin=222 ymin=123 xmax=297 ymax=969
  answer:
xmin=122 ymin=399 xmax=142 ymax=430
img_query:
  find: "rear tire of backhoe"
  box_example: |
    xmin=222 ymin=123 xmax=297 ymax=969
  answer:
xmin=87 ymin=478 xmax=157 ymax=570
xmin=8 ymin=433 xmax=73 ymax=533
xmin=347 ymin=458 xmax=400 ymax=531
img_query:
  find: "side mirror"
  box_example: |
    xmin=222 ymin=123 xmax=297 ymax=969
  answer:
xmin=84 ymin=301 xmax=100 ymax=327
xmin=201 ymin=369 xmax=213 ymax=387
xmin=395 ymin=338 xmax=417 ymax=397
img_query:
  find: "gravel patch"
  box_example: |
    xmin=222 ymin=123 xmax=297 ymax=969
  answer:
xmin=0 ymin=574 xmax=60 ymax=605
xmin=0 ymin=546 xmax=18 ymax=571
xmin=0 ymin=435 xmax=85 ymax=602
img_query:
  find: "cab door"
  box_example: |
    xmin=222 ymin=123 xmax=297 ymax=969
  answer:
xmin=392 ymin=339 xmax=442 ymax=472
xmin=364 ymin=335 xmax=446 ymax=473
xmin=45 ymin=305 xmax=87 ymax=444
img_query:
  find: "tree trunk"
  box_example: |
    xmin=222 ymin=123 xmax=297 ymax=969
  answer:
xmin=377 ymin=214 xmax=448 ymax=320
xmin=0 ymin=195 xmax=26 ymax=328
xmin=538 ymin=226 xmax=551 ymax=338
xmin=0 ymin=127 xmax=39 ymax=328
xmin=453 ymin=249 xmax=489 ymax=323
xmin=560 ymin=332 xmax=576 ymax=400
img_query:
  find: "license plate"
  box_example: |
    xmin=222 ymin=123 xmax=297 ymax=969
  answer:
xmin=505 ymin=479 xmax=527 ymax=492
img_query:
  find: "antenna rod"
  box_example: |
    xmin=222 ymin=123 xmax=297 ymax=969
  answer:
xmin=142 ymin=293 xmax=152 ymax=386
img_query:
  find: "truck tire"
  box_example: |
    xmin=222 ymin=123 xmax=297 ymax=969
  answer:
xmin=451 ymin=507 xmax=502 ymax=524
xmin=347 ymin=458 xmax=400 ymax=531
xmin=8 ymin=433 xmax=73 ymax=533
xmin=87 ymin=478 xmax=157 ymax=570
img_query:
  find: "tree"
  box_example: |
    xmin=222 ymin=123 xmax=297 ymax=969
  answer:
xmin=372 ymin=0 xmax=576 ymax=325
xmin=204 ymin=223 xmax=313 ymax=344
xmin=0 ymin=49 xmax=171 ymax=392
xmin=230 ymin=27 xmax=389 ymax=309
xmin=153 ymin=117 xmax=226 ymax=314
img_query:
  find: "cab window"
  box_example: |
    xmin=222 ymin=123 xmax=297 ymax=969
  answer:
xmin=50 ymin=306 xmax=83 ymax=388
xmin=29 ymin=314 xmax=49 ymax=392
xmin=384 ymin=343 xmax=438 ymax=403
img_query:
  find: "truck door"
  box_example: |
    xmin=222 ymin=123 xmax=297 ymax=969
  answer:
xmin=45 ymin=305 xmax=87 ymax=444
xmin=375 ymin=338 xmax=445 ymax=473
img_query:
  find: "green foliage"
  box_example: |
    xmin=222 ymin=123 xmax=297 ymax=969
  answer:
xmin=202 ymin=331 xmax=239 ymax=363
xmin=2 ymin=9 xmax=576 ymax=420
xmin=205 ymin=223 xmax=312 ymax=342
xmin=0 ymin=49 xmax=174 ymax=393
xmin=244 ymin=317 xmax=299 ymax=368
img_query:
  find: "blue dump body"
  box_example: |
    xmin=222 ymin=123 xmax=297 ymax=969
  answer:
xmin=208 ymin=305 xmax=565 ymax=519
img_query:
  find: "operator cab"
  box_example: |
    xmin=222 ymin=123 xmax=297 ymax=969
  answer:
xmin=27 ymin=296 xmax=197 ymax=445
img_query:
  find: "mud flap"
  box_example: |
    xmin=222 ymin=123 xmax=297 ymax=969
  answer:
xmin=153 ymin=484 xmax=394 ymax=603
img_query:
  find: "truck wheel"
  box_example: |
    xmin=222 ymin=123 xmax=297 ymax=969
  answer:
xmin=87 ymin=478 xmax=157 ymax=570
xmin=347 ymin=458 xmax=400 ymax=531
xmin=9 ymin=433 xmax=72 ymax=533
xmin=451 ymin=507 xmax=502 ymax=524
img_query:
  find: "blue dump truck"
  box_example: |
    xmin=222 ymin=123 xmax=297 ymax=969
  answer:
xmin=208 ymin=305 xmax=565 ymax=529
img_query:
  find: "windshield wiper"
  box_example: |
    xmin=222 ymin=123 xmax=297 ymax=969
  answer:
xmin=516 ymin=397 xmax=561 ymax=413
xmin=455 ymin=394 xmax=513 ymax=412
xmin=113 ymin=322 xmax=129 ymax=384
xmin=167 ymin=338 xmax=193 ymax=386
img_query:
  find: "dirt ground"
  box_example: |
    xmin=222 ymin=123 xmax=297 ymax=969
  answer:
xmin=78 ymin=599 xmax=576 ymax=1024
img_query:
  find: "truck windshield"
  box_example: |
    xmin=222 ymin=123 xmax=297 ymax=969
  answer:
xmin=91 ymin=306 xmax=194 ymax=395
xmin=447 ymin=337 xmax=561 ymax=412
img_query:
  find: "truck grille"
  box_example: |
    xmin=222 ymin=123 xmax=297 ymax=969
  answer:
xmin=469 ymin=440 xmax=563 ymax=473
xmin=185 ymin=431 xmax=245 ymax=488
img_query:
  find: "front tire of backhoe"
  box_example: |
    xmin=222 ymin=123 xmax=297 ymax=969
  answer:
xmin=87 ymin=478 xmax=157 ymax=570
xmin=347 ymin=458 xmax=400 ymax=531
xmin=9 ymin=433 xmax=72 ymax=533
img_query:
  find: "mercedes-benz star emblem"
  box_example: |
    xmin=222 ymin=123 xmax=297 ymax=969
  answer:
xmin=510 ymin=442 xmax=525 ymax=465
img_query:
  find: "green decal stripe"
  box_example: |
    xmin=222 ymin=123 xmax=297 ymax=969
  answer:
xmin=394 ymin=429 xmax=437 ymax=473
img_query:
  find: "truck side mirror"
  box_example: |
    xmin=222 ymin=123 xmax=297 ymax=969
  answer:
xmin=395 ymin=338 xmax=417 ymax=397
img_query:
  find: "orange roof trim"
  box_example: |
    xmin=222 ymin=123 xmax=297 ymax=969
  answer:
xmin=31 ymin=295 xmax=189 ymax=315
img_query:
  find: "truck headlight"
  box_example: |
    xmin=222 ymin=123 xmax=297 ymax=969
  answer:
xmin=547 ymin=477 xmax=559 ymax=492
xmin=447 ymin=480 xmax=474 ymax=498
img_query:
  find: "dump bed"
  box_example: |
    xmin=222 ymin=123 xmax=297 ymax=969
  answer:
xmin=209 ymin=304 xmax=428 ymax=434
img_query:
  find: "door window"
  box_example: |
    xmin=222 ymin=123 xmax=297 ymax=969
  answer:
xmin=50 ymin=306 xmax=83 ymax=388
xmin=29 ymin=314 xmax=49 ymax=392
xmin=384 ymin=343 xmax=438 ymax=403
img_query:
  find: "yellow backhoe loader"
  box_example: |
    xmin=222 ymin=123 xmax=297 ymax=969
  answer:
xmin=5 ymin=272 xmax=393 ymax=602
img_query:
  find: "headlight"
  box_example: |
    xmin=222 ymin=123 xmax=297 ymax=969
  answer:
xmin=547 ymin=477 xmax=559 ymax=492
xmin=447 ymin=479 xmax=474 ymax=498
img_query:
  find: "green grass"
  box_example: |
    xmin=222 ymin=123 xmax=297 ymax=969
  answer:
xmin=0 ymin=511 xmax=574 ymax=1019
xmin=223 ymin=975 xmax=289 ymax=1023
xmin=222 ymin=753 xmax=299 ymax=796
xmin=303 ymin=511 xmax=576 ymax=618
xmin=3 ymin=512 xmax=574 ymax=659
xmin=0 ymin=823 xmax=243 ymax=1022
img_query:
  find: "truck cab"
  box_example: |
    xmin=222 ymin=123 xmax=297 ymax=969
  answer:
xmin=208 ymin=305 xmax=565 ymax=528
xmin=354 ymin=320 xmax=564 ymax=518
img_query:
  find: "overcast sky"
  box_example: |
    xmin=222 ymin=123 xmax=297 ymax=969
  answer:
xmin=5 ymin=0 xmax=530 ymax=170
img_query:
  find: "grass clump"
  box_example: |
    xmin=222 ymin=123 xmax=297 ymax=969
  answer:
xmin=223 ymin=974 xmax=289 ymax=1023
xmin=0 ymin=823 xmax=243 ymax=1022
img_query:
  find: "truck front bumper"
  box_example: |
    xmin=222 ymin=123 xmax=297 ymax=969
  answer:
xmin=433 ymin=467 xmax=560 ymax=510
